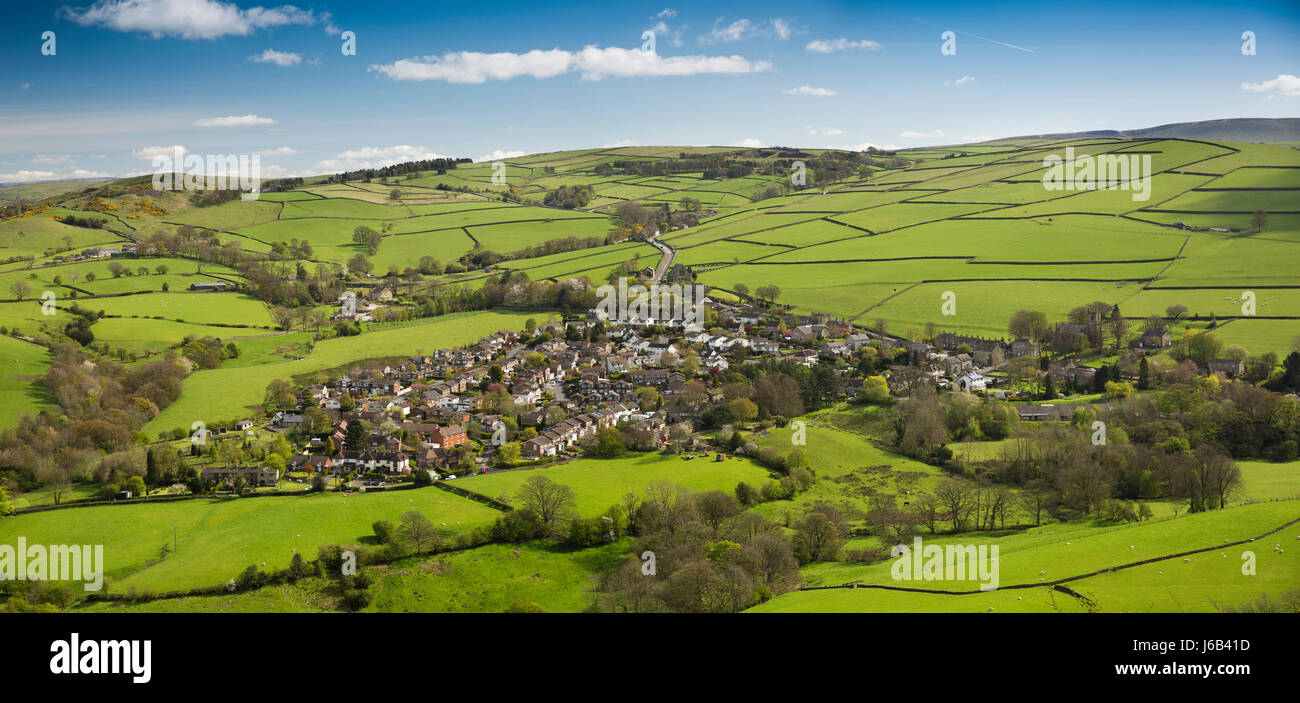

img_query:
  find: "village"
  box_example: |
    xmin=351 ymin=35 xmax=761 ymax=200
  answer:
xmin=194 ymin=288 xmax=1251 ymax=493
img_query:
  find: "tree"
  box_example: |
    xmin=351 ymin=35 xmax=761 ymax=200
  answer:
xmin=729 ymin=397 xmax=758 ymax=422
xmin=1166 ymin=304 xmax=1189 ymax=323
xmin=594 ymin=427 xmax=626 ymax=457
xmin=347 ymin=253 xmax=373 ymax=276
xmin=911 ymin=494 xmax=941 ymax=534
xmin=793 ymin=505 xmax=848 ymax=562
xmin=733 ymin=282 xmax=750 ymax=299
xmin=1008 ymin=309 xmax=1050 ymax=343
xmin=934 ymin=480 xmax=974 ymax=531
xmin=399 ymin=510 xmax=440 ymax=555
xmin=496 ymin=440 xmax=522 ymax=467
xmin=1252 ymin=209 xmax=1269 ymax=233
xmin=1107 ymin=311 xmax=1130 ymax=353
xmin=263 ymin=378 xmax=296 ymax=412
xmin=1187 ymin=332 xmax=1226 ymax=364
xmin=372 ymin=520 xmax=396 ymax=544
xmin=9 ymin=281 xmax=30 ymax=301
xmin=352 ymin=226 xmax=382 ymax=255
xmin=695 ymin=490 xmax=742 ymax=532
xmin=389 ymin=188 xmax=401 ymax=201
xmin=515 ymin=475 xmax=576 ymax=535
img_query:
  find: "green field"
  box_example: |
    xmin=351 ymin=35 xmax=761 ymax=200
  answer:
xmin=0 ymin=333 xmax=53 ymax=427
xmin=0 ymin=487 xmax=502 ymax=593
xmin=456 ymin=451 xmax=773 ymax=516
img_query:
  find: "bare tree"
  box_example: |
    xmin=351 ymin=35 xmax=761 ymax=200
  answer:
xmin=934 ymin=480 xmax=974 ymax=532
xmin=399 ymin=510 xmax=440 ymax=555
xmin=515 ymin=475 xmax=576 ymax=534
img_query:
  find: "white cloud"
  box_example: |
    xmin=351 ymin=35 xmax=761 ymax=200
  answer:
xmin=131 ymin=144 xmax=187 ymax=160
xmin=900 ymin=129 xmax=945 ymax=139
xmin=249 ymin=48 xmax=302 ymax=66
xmin=314 ymin=145 xmax=446 ymax=171
xmin=20 ymin=83 xmax=31 ymax=90
xmin=193 ymin=114 xmax=277 ymax=127
xmin=962 ymin=135 xmax=995 ymax=142
xmin=0 ymin=168 xmax=110 ymax=183
xmin=32 ymin=154 xmax=73 ymax=165
xmin=732 ymin=138 xmax=764 ymax=148
xmin=704 ymin=17 xmax=793 ymax=43
xmin=475 ymin=149 xmax=526 ymax=162
xmin=784 ymin=85 xmax=836 ymax=97
xmin=370 ymin=46 xmax=771 ymax=83
xmin=0 ymin=170 xmax=57 ymax=183
xmin=805 ymin=38 xmax=880 ymax=53
xmin=603 ymin=140 xmax=637 ymax=148
xmin=656 ymin=8 xmax=676 ymax=19
xmin=255 ymin=146 xmax=298 ymax=156
xmin=60 ymin=0 xmax=333 ymax=40
xmin=945 ymin=76 xmax=976 ymax=86
xmin=1241 ymin=73 xmax=1300 ymax=98
xmin=807 ymin=127 xmax=844 ymax=136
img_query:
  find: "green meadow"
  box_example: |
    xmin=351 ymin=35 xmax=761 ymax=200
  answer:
xmin=0 ymin=487 xmax=501 ymax=593
xmin=456 ymin=451 xmax=773 ymax=516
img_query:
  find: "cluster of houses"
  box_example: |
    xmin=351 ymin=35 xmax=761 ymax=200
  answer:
xmin=49 ymin=244 xmax=137 ymax=265
xmin=210 ymin=292 xmax=1256 ymax=490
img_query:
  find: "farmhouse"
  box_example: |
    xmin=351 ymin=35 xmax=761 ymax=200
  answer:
xmin=202 ymin=465 xmax=281 ymax=487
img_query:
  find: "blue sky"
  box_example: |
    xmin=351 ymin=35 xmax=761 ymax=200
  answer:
xmin=1 ymin=0 xmax=1297 ymax=182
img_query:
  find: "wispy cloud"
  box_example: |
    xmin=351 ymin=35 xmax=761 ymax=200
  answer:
xmin=805 ymin=38 xmax=880 ymax=53
xmin=131 ymin=144 xmax=186 ymax=160
xmin=946 ymin=75 xmax=975 ymax=86
xmin=60 ymin=0 xmax=335 ymax=40
xmin=370 ymin=46 xmax=772 ymax=83
xmin=193 ymin=114 xmax=277 ymax=127
xmin=732 ymin=138 xmax=764 ymax=148
xmin=703 ymin=17 xmax=795 ymax=44
xmin=784 ymin=85 xmax=836 ymax=97
xmin=900 ymin=129 xmax=945 ymax=139
xmin=249 ymin=49 xmax=302 ymax=66
xmin=32 ymin=154 xmax=73 ymax=165
xmin=255 ymin=146 xmax=298 ymax=156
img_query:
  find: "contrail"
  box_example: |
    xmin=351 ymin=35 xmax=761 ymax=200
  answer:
xmin=911 ymin=17 xmax=1035 ymax=53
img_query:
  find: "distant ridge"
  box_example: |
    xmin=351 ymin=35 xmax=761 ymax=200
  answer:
xmin=1013 ymin=118 xmax=1300 ymax=143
